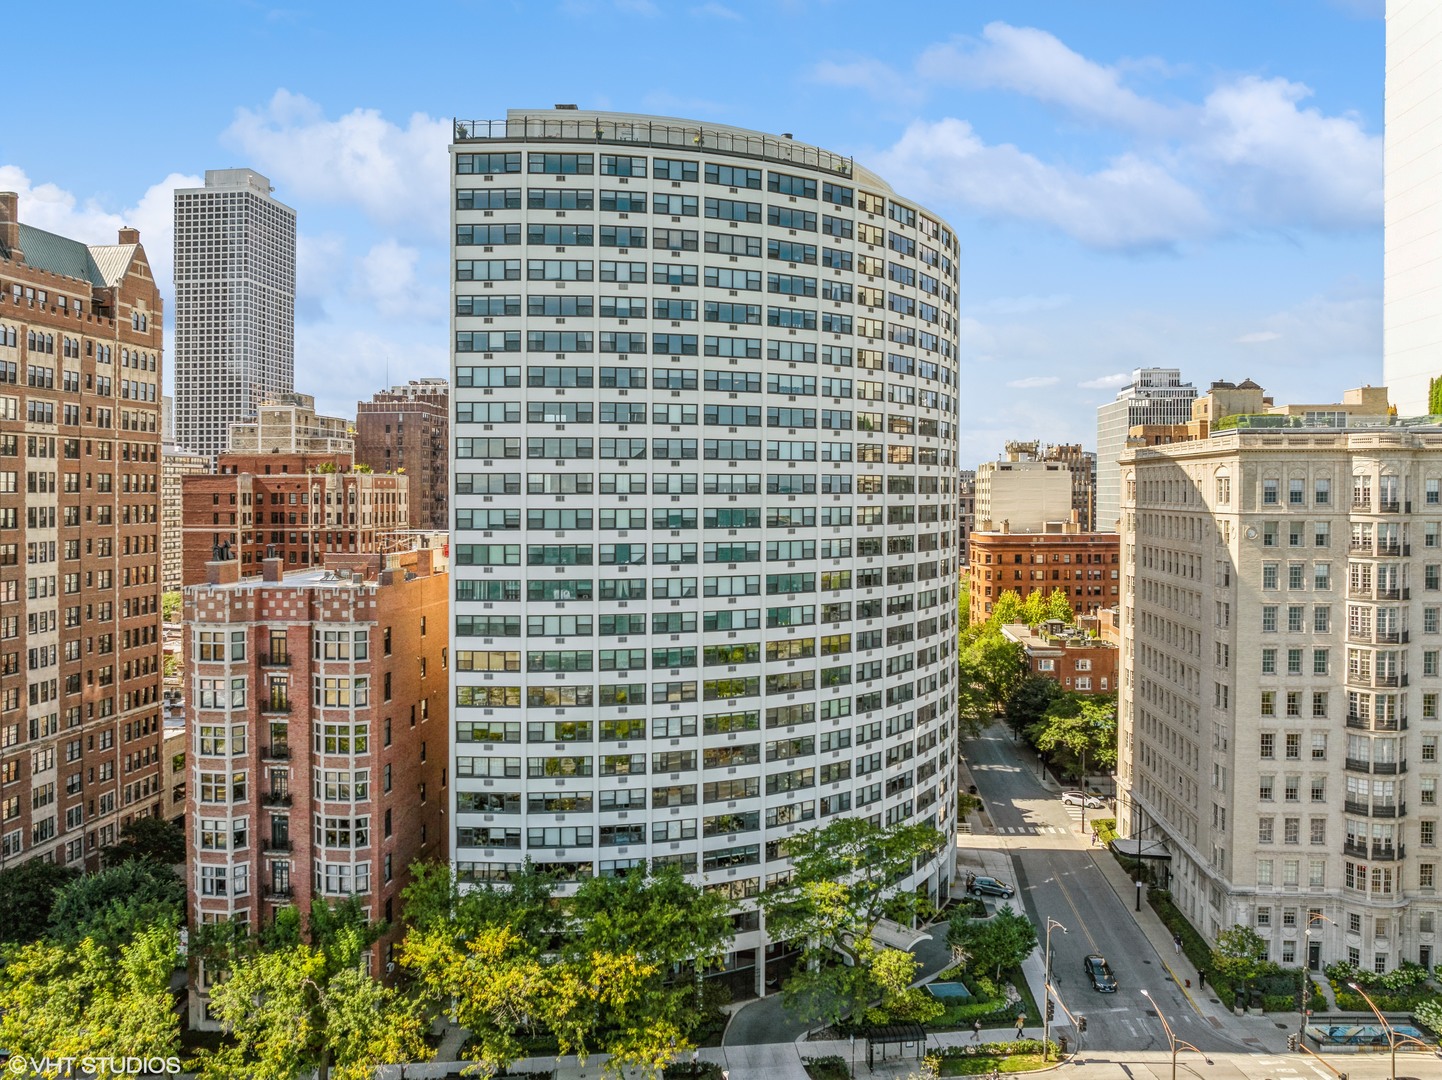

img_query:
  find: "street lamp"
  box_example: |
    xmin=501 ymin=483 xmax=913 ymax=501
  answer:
xmin=1134 ymin=878 xmax=1144 ymax=912
xmin=1140 ymin=988 xmax=1212 ymax=1080
xmin=1347 ymin=980 xmax=1439 ymax=1080
xmin=1297 ymin=913 xmax=1335 ymax=1049
xmin=1043 ymin=918 xmax=1067 ymax=1060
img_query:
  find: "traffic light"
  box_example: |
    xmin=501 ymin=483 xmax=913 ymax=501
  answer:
xmin=1287 ymin=1034 xmax=1299 ymax=1052
xmin=1077 ymin=1016 xmax=1088 ymax=1033
xmin=1045 ymin=999 xmax=1055 ymax=1022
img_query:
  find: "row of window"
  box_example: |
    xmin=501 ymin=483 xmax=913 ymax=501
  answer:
xmin=456 ymin=471 xmax=952 ymax=495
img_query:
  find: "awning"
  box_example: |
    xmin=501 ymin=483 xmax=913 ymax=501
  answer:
xmin=1110 ymin=837 xmax=1171 ymax=860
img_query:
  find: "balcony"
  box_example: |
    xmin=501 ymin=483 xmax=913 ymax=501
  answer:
xmin=1372 ymin=843 xmax=1404 ymax=861
xmin=1346 ymin=757 xmax=1373 ymax=773
xmin=261 ymin=699 xmax=292 ymax=715
xmin=1373 ymin=759 xmax=1407 ymax=775
xmin=1372 ymin=802 xmax=1406 ymax=819
xmin=1343 ymin=840 xmax=1369 ymax=859
xmin=259 ymin=652 xmax=291 ymax=667
xmin=1378 ymin=500 xmax=1403 ymax=514
xmin=262 ymin=791 xmax=292 ymax=807
xmin=262 ymin=744 xmax=291 ymax=761
xmin=263 ymin=838 xmax=292 ymax=854
xmin=1344 ymin=798 xmax=1371 ymax=815
xmin=1372 ymin=673 xmax=1408 ymax=688
xmin=263 ymin=885 xmax=294 ymax=902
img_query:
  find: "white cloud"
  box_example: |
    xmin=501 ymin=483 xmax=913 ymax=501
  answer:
xmin=1006 ymin=375 xmax=1060 ymax=388
xmin=829 ymin=24 xmax=1381 ymax=245
xmin=876 ymin=118 xmax=1212 ymax=251
xmin=1078 ymin=372 xmax=1132 ymax=390
xmin=917 ymin=24 xmax=1175 ymax=134
xmin=1191 ymin=76 xmax=1381 ymax=230
xmin=0 ymin=165 xmax=201 ymax=302
xmin=810 ymin=58 xmax=923 ymax=105
xmin=223 ymin=90 xmax=451 ymax=240
xmin=353 ymin=240 xmax=432 ymax=320
xmin=1236 ymin=330 xmax=1282 ymax=344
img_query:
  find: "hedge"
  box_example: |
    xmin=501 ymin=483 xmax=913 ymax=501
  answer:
xmin=935 ymin=1040 xmax=1051 ymax=1059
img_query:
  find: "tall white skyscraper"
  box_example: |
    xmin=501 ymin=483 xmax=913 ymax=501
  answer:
xmin=174 ymin=169 xmax=296 ymax=461
xmin=1094 ymin=367 xmax=1196 ymax=531
xmin=1384 ymin=0 xmax=1442 ymax=415
xmin=449 ymin=109 xmax=961 ymax=993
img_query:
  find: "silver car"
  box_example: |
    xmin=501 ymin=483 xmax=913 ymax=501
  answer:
xmin=1062 ymin=791 xmax=1105 ymax=809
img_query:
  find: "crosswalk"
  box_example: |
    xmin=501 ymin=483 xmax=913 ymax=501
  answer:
xmin=995 ymin=824 xmax=1071 ymax=834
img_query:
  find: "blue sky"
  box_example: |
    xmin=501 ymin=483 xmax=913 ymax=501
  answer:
xmin=0 ymin=0 xmax=1384 ymax=467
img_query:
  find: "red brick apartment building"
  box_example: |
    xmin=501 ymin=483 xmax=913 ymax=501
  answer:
xmin=180 ymin=451 xmax=408 ymax=586
xmin=968 ymin=526 xmax=1121 ymax=625
xmin=184 ymin=548 xmax=447 ymax=1026
xmin=354 ymin=379 xmax=449 ymax=531
xmin=1000 ymin=619 xmax=1119 ymax=695
xmin=0 ymin=192 xmax=165 ymax=869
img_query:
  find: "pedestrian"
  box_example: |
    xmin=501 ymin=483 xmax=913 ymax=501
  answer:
xmin=1015 ymin=1013 xmax=1025 ymax=1039
xmin=1198 ymin=967 xmax=1207 ymax=989
xmin=972 ymin=1018 xmax=982 ymax=1042
xmin=1173 ymin=933 xmax=1182 ymax=955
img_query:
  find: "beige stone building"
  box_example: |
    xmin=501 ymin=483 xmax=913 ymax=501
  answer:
xmin=1120 ymin=386 xmax=1442 ymax=974
xmin=162 ymin=443 xmax=209 ymax=591
xmin=975 ymin=455 xmax=1074 ymax=533
xmin=227 ymin=392 xmax=352 ymax=455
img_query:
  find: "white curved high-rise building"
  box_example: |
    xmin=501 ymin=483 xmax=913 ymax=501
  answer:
xmin=448 ymin=109 xmax=961 ymax=992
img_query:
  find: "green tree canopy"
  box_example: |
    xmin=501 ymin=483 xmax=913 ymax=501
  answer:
xmin=1027 ymin=695 xmax=1117 ymax=781
xmin=401 ymin=863 xmax=733 ymax=1077
xmin=102 ymin=815 xmax=186 ymax=868
xmin=946 ymin=904 xmax=1038 ymax=981
xmin=759 ymin=818 xmax=946 ymax=1026
xmin=1003 ymin=674 xmax=1066 ymax=741
xmin=198 ymin=898 xmax=424 ymax=1080
xmin=0 ymin=922 xmax=180 ymax=1063
xmin=1210 ymin=925 xmax=1270 ymax=990
xmin=161 ymin=590 xmax=183 ymax=622
xmin=0 ymin=858 xmax=79 ymax=943
xmin=201 ymin=941 xmax=430 ymax=1080
xmin=48 ymin=858 xmax=185 ymax=948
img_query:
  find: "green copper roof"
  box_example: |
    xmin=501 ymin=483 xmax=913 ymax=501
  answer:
xmin=15 ymin=223 xmax=105 ymax=286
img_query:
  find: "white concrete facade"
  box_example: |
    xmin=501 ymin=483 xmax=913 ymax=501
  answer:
xmin=1120 ymin=424 xmax=1442 ymax=974
xmin=448 ymin=109 xmax=961 ymax=990
xmin=174 ymin=169 xmax=297 ymax=462
xmin=1385 ymin=0 xmax=1442 ymax=416
xmin=975 ymin=458 xmax=1074 ymax=532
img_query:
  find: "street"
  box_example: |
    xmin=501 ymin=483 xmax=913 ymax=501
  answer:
xmin=962 ymin=722 xmax=1257 ymax=1056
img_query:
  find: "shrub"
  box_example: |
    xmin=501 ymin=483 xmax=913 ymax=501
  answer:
xmin=662 ymin=1063 xmax=724 ymax=1080
xmin=934 ymin=1039 xmax=1051 ymax=1059
xmin=801 ymin=1055 xmax=851 ymax=1080
xmin=1090 ymin=817 xmax=1119 ymax=844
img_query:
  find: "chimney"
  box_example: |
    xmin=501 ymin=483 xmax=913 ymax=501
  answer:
xmin=118 ymin=226 xmax=140 ymax=245
xmin=415 ymin=548 xmax=435 ymax=578
xmin=0 ymin=192 xmax=21 ymax=262
xmin=261 ymin=557 xmax=284 ymax=583
xmin=206 ymin=558 xmax=241 ymax=587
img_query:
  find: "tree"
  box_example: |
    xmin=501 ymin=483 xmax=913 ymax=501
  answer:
xmin=1003 ymin=675 xmax=1065 ymax=744
xmin=48 ymin=858 xmax=185 ymax=948
xmin=161 ymin=590 xmax=183 ymax=622
xmin=960 ymin=630 xmax=1027 ymax=711
xmin=946 ymin=905 xmax=1038 ymax=981
xmin=199 ymin=899 xmax=428 ymax=1080
xmin=401 ymin=864 xmax=733 ymax=1077
xmin=871 ymin=948 xmax=943 ymax=1025
xmin=0 ymin=859 xmax=79 ymax=943
xmin=1027 ymin=695 xmax=1116 ymax=781
xmin=102 ymin=815 xmax=185 ymax=867
xmin=759 ymin=818 xmax=946 ymax=1025
xmin=1019 ymin=588 xmax=1073 ymax=628
xmin=565 ymin=867 xmax=734 ymax=1070
xmin=0 ymin=922 xmax=180 ymax=1062
xmin=1210 ymin=925 xmax=1270 ymax=996
xmin=201 ymin=942 xmax=430 ymax=1080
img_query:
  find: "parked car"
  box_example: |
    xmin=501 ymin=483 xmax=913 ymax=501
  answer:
xmin=967 ymin=875 xmax=1016 ymax=899
xmin=1083 ymin=953 xmax=1117 ymax=992
xmin=1062 ymin=791 xmax=1106 ymax=809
